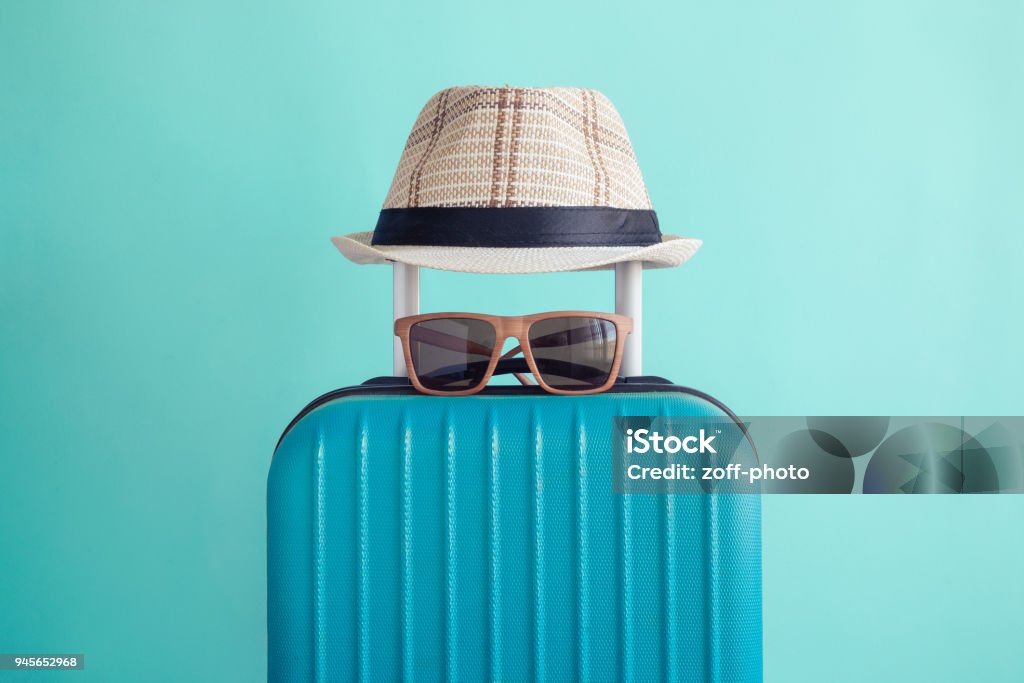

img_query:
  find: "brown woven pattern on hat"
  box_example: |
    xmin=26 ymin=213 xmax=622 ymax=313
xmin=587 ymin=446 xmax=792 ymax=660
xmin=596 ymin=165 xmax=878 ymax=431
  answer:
xmin=382 ymin=86 xmax=654 ymax=210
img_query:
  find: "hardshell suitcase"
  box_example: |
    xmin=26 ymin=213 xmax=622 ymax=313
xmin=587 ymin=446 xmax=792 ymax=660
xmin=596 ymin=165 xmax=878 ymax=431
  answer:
xmin=268 ymin=266 xmax=762 ymax=682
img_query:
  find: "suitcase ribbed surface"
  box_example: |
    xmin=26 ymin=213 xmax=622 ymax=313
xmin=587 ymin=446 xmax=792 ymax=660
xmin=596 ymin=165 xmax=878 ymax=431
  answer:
xmin=268 ymin=392 xmax=761 ymax=682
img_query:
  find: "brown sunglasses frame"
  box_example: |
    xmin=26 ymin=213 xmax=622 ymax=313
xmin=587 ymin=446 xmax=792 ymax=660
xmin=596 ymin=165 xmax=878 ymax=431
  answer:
xmin=394 ymin=311 xmax=633 ymax=396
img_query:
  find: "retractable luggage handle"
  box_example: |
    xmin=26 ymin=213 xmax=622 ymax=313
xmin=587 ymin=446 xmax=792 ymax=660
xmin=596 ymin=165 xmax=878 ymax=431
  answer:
xmin=392 ymin=262 xmax=643 ymax=377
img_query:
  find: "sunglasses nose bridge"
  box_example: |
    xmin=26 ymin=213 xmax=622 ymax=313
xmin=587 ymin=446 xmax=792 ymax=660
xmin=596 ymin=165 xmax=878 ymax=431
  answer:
xmin=494 ymin=329 xmax=531 ymax=360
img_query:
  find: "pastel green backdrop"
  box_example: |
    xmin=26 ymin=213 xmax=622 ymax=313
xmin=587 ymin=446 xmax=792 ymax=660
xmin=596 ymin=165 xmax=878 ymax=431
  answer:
xmin=2 ymin=1 xmax=1022 ymax=681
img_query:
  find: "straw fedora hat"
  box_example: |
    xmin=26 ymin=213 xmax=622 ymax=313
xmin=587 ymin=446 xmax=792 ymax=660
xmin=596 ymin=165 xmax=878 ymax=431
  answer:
xmin=332 ymin=86 xmax=701 ymax=274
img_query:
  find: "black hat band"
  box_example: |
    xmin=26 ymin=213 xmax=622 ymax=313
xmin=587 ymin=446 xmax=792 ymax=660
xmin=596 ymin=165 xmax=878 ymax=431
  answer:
xmin=371 ymin=207 xmax=662 ymax=248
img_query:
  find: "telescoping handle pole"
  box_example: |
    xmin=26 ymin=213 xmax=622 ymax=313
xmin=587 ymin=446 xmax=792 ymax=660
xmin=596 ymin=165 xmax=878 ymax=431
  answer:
xmin=615 ymin=261 xmax=642 ymax=377
xmin=392 ymin=263 xmax=420 ymax=376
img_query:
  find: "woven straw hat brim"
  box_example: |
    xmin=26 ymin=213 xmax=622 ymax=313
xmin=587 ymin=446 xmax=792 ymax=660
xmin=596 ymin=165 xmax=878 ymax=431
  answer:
xmin=330 ymin=231 xmax=701 ymax=274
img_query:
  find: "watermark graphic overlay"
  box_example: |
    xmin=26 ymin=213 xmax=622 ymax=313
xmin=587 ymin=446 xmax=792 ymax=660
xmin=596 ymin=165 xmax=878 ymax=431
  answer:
xmin=612 ymin=416 xmax=1024 ymax=494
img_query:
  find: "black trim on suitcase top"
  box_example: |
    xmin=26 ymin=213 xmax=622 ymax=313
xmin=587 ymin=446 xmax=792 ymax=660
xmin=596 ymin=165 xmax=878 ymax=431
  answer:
xmin=275 ymin=377 xmax=755 ymax=459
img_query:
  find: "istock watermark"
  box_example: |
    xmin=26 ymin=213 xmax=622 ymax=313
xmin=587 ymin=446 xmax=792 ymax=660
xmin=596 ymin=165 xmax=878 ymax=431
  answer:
xmin=612 ymin=416 xmax=1024 ymax=494
xmin=625 ymin=427 xmax=718 ymax=455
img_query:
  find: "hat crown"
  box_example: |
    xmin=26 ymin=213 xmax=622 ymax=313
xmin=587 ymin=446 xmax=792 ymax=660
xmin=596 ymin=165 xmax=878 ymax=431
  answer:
xmin=383 ymin=86 xmax=653 ymax=211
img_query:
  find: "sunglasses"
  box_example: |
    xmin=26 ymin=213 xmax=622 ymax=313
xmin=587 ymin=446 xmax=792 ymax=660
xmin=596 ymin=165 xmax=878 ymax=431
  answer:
xmin=395 ymin=311 xmax=633 ymax=396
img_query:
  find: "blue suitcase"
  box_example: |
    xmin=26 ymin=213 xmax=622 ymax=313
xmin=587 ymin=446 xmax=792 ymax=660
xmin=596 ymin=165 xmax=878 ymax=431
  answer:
xmin=268 ymin=377 xmax=761 ymax=682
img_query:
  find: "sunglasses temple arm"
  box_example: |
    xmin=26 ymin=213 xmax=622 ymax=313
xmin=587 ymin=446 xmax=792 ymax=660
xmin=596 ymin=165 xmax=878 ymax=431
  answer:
xmin=499 ymin=353 xmax=612 ymax=382
xmin=502 ymin=338 xmax=623 ymax=385
xmin=417 ymin=358 xmax=537 ymax=387
xmin=500 ymin=345 xmax=534 ymax=386
xmin=405 ymin=327 xmax=495 ymax=356
xmin=527 ymin=323 xmax=626 ymax=350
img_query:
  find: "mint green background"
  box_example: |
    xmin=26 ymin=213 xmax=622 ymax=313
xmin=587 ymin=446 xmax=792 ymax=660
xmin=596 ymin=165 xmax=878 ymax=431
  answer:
xmin=2 ymin=1 xmax=1022 ymax=681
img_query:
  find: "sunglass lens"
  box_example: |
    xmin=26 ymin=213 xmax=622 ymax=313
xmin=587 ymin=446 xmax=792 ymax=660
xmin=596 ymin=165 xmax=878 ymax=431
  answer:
xmin=409 ymin=318 xmax=497 ymax=391
xmin=527 ymin=317 xmax=618 ymax=390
